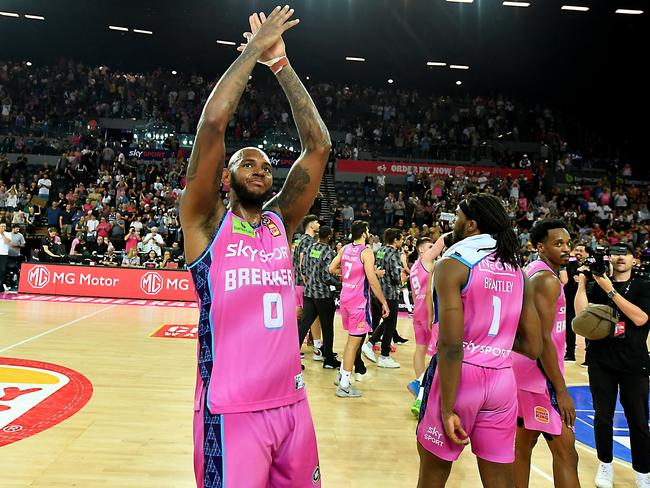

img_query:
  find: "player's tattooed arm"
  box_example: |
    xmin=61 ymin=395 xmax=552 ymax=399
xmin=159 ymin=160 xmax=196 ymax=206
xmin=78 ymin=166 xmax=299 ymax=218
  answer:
xmin=268 ymin=65 xmax=331 ymax=236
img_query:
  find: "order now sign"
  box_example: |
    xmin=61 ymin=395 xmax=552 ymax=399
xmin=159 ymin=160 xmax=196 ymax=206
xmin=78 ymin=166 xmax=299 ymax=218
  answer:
xmin=19 ymin=263 xmax=196 ymax=301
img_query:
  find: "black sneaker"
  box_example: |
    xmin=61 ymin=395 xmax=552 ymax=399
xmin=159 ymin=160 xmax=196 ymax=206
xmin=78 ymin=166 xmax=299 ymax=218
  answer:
xmin=564 ymin=354 xmax=576 ymax=362
xmin=393 ymin=336 xmax=409 ymax=344
xmin=323 ymin=357 xmax=342 ymax=369
xmin=355 ymin=362 xmax=367 ymax=376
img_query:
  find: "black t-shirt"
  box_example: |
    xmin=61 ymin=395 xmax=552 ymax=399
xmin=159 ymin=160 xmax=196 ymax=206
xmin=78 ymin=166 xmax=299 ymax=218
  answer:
xmin=60 ymin=210 xmax=73 ymax=225
xmin=40 ymin=237 xmax=58 ymax=260
xmin=586 ymin=278 xmax=650 ymax=376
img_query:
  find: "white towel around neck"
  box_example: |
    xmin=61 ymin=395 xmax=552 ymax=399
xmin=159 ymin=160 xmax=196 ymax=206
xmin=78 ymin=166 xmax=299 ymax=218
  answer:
xmin=443 ymin=234 xmax=497 ymax=267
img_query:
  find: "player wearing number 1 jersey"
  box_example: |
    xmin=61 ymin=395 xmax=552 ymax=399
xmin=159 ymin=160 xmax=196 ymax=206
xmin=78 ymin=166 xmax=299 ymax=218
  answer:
xmin=417 ymin=194 xmax=542 ymax=488
xmin=179 ymin=7 xmax=330 ymax=487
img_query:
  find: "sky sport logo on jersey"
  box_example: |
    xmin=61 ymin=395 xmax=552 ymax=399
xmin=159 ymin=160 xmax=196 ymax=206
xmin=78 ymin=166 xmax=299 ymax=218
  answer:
xmin=0 ymin=358 xmax=93 ymax=446
xmin=27 ymin=265 xmax=51 ymax=289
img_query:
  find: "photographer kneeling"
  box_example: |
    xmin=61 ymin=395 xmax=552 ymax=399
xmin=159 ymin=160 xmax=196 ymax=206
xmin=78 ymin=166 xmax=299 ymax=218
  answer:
xmin=575 ymin=243 xmax=650 ymax=488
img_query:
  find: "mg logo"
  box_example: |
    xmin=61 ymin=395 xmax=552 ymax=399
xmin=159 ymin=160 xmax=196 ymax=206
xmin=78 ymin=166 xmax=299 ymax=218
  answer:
xmin=140 ymin=272 xmax=163 ymax=295
xmin=27 ymin=266 xmax=51 ymax=289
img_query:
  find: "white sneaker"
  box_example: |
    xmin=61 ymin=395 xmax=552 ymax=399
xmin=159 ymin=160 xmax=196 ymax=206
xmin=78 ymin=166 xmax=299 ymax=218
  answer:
xmin=355 ymin=372 xmax=363 ymax=383
xmin=312 ymin=347 xmax=324 ymax=361
xmin=361 ymin=342 xmax=377 ymax=363
xmin=594 ymin=462 xmax=614 ymax=488
xmin=637 ymin=472 xmax=650 ymax=488
xmin=377 ymin=356 xmax=400 ymax=368
xmin=336 ymin=385 xmax=362 ymax=398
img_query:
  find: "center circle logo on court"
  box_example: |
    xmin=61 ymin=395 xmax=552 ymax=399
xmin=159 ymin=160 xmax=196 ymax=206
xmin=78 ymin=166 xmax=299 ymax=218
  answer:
xmin=27 ymin=265 xmax=51 ymax=289
xmin=0 ymin=357 xmax=93 ymax=447
xmin=140 ymin=271 xmax=163 ymax=295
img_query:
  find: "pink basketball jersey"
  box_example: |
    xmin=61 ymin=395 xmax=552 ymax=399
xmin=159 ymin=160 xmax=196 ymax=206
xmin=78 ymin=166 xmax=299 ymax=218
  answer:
xmin=449 ymin=253 xmax=525 ymax=369
xmin=410 ymin=257 xmax=430 ymax=325
xmin=340 ymin=243 xmax=369 ymax=309
xmin=512 ymin=259 xmax=566 ymax=392
xmin=189 ymin=210 xmax=305 ymax=414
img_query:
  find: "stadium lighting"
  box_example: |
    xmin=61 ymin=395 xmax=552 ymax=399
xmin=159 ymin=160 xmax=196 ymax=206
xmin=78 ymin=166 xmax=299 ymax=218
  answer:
xmin=133 ymin=29 xmax=153 ymax=35
xmin=216 ymin=40 xmax=236 ymax=46
xmin=24 ymin=14 xmax=45 ymax=20
xmin=447 ymin=0 xmax=474 ymax=3
xmin=503 ymin=1 xmax=530 ymax=7
xmin=108 ymin=25 xmax=129 ymax=32
xmin=456 ymin=81 xmax=462 ymax=85
xmin=26 ymin=61 xmax=33 ymax=67
xmin=388 ymin=79 xmax=394 ymax=84
xmin=450 ymin=64 xmax=470 ymax=70
xmin=345 ymin=57 xmax=366 ymax=62
xmin=615 ymin=9 xmax=643 ymax=15
xmin=561 ymin=5 xmax=589 ymax=11
xmin=171 ymin=70 xmax=177 ymax=75
xmin=0 ymin=11 xmax=19 ymax=17
xmin=427 ymin=62 xmax=447 ymax=67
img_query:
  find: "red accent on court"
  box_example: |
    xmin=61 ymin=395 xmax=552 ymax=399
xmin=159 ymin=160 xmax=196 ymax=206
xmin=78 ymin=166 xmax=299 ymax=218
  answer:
xmin=151 ymin=324 xmax=198 ymax=339
xmin=0 ymin=358 xmax=93 ymax=447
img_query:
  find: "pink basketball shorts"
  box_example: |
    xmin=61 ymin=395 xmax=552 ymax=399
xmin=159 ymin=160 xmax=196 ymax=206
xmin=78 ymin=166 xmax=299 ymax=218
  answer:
xmin=340 ymin=305 xmax=372 ymax=336
xmin=417 ymin=360 xmax=518 ymax=464
xmin=193 ymin=396 xmax=321 ymax=488
xmin=427 ymin=322 xmax=439 ymax=357
xmin=516 ymin=384 xmax=563 ymax=437
xmin=413 ymin=318 xmax=432 ymax=347
xmin=294 ymin=285 xmax=305 ymax=309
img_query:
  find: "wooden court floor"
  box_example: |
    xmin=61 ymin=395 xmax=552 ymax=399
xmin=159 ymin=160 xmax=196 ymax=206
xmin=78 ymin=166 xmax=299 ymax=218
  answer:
xmin=0 ymin=299 xmax=641 ymax=487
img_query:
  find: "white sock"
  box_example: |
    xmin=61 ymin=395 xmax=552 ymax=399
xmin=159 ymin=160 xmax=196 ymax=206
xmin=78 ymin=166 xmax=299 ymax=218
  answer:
xmin=418 ymin=373 xmax=425 ymax=383
xmin=417 ymin=380 xmax=426 ymax=401
xmin=339 ymin=368 xmax=352 ymax=389
xmin=314 ymin=339 xmax=322 ymax=349
xmin=635 ymin=470 xmax=648 ymax=479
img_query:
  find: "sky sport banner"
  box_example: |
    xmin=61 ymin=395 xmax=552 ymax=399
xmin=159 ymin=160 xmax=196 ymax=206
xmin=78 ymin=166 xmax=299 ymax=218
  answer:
xmin=336 ymin=159 xmax=533 ymax=179
xmin=19 ymin=263 xmax=195 ymax=302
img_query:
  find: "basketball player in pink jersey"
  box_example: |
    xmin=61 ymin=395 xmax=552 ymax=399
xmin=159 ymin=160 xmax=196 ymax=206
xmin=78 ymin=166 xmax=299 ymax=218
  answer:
xmin=329 ymin=220 xmax=389 ymax=397
xmin=512 ymin=219 xmax=580 ymax=488
xmin=409 ymin=236 xmax=447 ymax=390
xmin=409 ymin=234 xmax=447 ymax=416
xmin=179 ymin=7 xmax=330 ymax=487
xmin=417 ymin=194 xmax=542 ymax=488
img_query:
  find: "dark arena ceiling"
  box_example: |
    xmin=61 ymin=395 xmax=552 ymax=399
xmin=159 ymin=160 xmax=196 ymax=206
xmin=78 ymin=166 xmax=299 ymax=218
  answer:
xmin=0 ymin=0 xmax=647 ymax=160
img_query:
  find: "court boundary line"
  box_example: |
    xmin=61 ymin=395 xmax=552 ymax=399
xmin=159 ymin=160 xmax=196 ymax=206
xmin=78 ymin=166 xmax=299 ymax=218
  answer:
xmin=0 ymin=305 xmax=115 ymax=353
xmin=531 ymin=464 xmax=554 ymax=483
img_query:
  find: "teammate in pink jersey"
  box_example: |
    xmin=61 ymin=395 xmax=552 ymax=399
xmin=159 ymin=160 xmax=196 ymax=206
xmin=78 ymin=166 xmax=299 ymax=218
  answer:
xmin=512 ymin=220 xmax=580 ymax=488
xmin=179 ymin=7 xmax=330 ymax=487
xmin=409 ymin=236 xmax=447 ymax=389
xmin=329 ymin=220 xmax=389 ymax=397
xmin=417 ymin=194 xmax=542 ymax=488
xmin=410 ymin=233 xmax=448 ymax=417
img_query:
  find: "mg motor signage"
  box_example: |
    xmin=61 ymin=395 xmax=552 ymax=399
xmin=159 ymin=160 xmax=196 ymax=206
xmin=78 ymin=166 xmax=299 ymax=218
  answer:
xmin=336 ymin=159 xmax=532 ymax=180
xmin=19 ymin=263 xmax=196 ymax=301
xmin=140 ymin=272 xmax=164 ymax=295
xmin=27 ymin=265 xmax=51 ymax=289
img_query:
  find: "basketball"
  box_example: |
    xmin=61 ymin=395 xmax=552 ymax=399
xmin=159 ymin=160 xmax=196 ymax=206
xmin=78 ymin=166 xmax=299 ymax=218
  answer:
xmin=571 ymin=304 xmax=615 ymax=340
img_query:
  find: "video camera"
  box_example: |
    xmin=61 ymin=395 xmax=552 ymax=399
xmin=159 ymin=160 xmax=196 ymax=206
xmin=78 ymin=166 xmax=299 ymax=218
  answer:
xmin=582 ymin=245 xmax=611 ymax=278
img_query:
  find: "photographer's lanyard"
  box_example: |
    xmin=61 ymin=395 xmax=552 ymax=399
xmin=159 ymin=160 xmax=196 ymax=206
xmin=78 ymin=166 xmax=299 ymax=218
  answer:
xmin=611 ymin=280 xmax=632 ymax=337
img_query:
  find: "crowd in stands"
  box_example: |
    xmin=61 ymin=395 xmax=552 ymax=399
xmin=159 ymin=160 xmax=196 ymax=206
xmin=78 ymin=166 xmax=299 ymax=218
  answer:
xmin=0 ymin=60 xmax=648 ymax=292
xmin=2 ymin=59 xmax=590 ymax=165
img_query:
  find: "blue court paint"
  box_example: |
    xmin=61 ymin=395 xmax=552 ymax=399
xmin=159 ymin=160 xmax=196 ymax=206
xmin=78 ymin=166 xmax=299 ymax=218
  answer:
xmin=569 ymin=385 xmax=650 ymax=464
